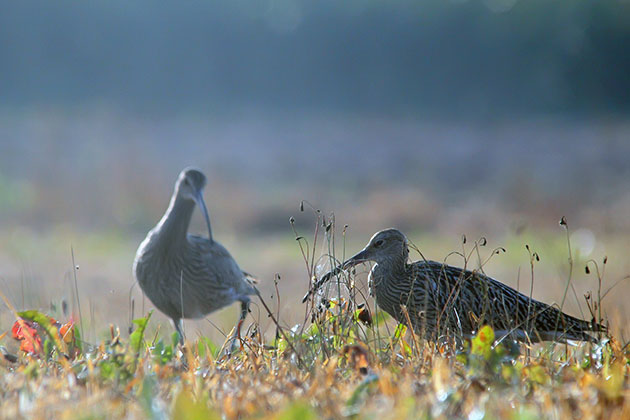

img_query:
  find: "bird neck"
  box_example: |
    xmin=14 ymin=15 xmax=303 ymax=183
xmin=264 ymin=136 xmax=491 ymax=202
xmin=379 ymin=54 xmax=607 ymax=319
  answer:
xmin=155 ymin=194 xmax=196 ymax=246
xmin=378 ymin=250 xmax=408 ymax=275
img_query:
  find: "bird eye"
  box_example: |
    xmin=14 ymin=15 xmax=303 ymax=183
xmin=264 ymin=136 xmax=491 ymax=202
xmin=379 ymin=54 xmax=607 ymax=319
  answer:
xmin=374 ymin=239 xmax=384 ymax=248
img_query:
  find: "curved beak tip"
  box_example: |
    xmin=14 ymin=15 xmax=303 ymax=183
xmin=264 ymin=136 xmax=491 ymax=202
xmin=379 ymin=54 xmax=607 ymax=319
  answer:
xmin=342 ymin=249 xmax=370 ymax=269
xmin=303 ymin=248 xmax=371 ymax=304
xmin=194 ymin=191 xmax=212 ymax=239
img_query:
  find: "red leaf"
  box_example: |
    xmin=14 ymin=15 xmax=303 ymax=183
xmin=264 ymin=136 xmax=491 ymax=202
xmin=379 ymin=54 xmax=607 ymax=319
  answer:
xmin=12 ymin=319 xmax=42 ymax=354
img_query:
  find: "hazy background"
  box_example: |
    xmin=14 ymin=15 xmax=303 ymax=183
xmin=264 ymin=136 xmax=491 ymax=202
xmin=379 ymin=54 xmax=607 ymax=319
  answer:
xmin=1 ymin=0 xmax=629 ymax=345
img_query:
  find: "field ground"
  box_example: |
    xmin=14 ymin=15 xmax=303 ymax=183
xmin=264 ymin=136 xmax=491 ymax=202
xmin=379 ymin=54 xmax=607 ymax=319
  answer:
xmin=1 ymin=116 xmax=630 ymax=418
xmin=1 ymin=212 xmax=630 ymax=345
xmin=1 ymin=214 xmax=630 ymax=419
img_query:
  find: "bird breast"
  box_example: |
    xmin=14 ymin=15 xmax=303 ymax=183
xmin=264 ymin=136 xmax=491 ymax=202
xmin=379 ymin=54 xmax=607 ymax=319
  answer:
xmin=133 ymin=232 xmax=246 ymax=320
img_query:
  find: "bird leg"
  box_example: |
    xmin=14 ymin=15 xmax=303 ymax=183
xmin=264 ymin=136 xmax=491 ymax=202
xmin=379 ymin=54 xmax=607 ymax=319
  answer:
xmin=225 ymin=298 xmax=250 ymax=356
xmin=171 ymin=318 xmax=191 ymax=370
xmin=173 ymin=318 xmax=185 ymax=345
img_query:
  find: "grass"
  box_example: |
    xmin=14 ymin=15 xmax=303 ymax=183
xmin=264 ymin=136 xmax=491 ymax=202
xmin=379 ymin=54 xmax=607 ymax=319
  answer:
xmin=1 ymin=213 xmax=630 ymax=419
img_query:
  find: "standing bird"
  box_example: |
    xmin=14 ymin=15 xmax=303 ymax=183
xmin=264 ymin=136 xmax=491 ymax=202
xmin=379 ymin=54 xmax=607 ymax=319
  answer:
xmin=304 ymin=228 xmax=605 ymax=343
xmin=133 ymin=167 xmax=256 ymax=343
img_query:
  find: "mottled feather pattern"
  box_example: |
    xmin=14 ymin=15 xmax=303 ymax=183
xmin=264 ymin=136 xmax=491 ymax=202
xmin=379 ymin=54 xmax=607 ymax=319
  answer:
xmin=308 ymin=228 xmax=604 ymax=343
xmin=372 ymin=260 xmax=600 ymax=342
xmin=135 ymin=233 xmax=253 ymax=320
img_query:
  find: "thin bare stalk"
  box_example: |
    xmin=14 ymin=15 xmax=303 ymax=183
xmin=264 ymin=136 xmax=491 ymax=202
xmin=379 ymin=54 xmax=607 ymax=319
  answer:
xmin=71 ymin=246 xmax=85 ymax=343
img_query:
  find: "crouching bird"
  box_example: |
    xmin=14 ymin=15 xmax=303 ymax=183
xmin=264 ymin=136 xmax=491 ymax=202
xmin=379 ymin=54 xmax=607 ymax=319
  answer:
xmin=303 ymin=228 xmax=606 ymax=343
xmin=133 ymin=167 xmax=256 ymax=345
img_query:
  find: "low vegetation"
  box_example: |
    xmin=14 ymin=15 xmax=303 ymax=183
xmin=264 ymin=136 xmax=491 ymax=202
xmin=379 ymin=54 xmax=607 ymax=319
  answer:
xmin=1 ymin=215 xmax=629 ymax=419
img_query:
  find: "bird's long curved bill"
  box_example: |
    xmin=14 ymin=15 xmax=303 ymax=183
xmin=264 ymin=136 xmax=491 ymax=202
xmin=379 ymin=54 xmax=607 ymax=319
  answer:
xmin=301 ymin=248 xmax=369 ymax=303
xmin=195 ymin=191 xmax=213 ymax=240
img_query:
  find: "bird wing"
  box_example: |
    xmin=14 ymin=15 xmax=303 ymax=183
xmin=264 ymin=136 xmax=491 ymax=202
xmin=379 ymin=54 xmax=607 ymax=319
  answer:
xmin=188 ymin=235 xmax=256 ymax=295
xmin=411 ymin=261 xmax=601 ymax=342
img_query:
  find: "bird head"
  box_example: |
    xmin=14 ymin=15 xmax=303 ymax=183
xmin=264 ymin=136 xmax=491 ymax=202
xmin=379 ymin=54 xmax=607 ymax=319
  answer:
xmin=175 ymin=167 xmax=212 ymax=239
xmin=341 ymin=228 xmax=409 ymax=268
xmin=301 ymin=228 xmax=410 ymax=303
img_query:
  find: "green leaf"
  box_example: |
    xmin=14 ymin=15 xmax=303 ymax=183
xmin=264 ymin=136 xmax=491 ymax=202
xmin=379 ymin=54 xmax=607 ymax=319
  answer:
xmin=401 ymin=339 xmax=412 ymax=358
xmin=152 ymin=340 xmax=173 ymax=365
xmin=471 ymin=325 xmax=495 ymax=359
xmin=201 ymin=337 xmax=219 ymax=359
xmin=393 ymin=323 xmax=407 ymax=341
xmin=276 ymin=338 xmax=288 ymax=354
xmin=276 ymin=401 xmax=316 ymax=420
xmin=43 ymin=338 xmax=53 ymax=356
xmin=197 ymin=340 xmax=206 ymax=359
xmin=172 ymin=390 xmax=219 ymax=420
xmin=130 ymin=310 xmax=153 ymax=353
xmin=18 ymin=310 xmax=66 ymax=354
xmin=510 ymin=407 xmax=541 ymax=420
xmin=99 ymin=360 xmax=116 ymax=380
xmin=526 ymin=365 xmax=550 ymax=385
xmin=171 ymin=331 xmax=181 ymax=348
xmin=73 ymin=323 xmax=83 ymax=353
xmin=306 ymin=324 xmax=319 ymax=337
xmin=23 ymin=360 xmax=39 ymax=379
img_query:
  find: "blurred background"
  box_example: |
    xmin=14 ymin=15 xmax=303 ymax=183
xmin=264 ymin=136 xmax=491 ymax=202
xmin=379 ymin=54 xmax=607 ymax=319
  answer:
xmin=1 ymin=0 xmax=629 ymax=345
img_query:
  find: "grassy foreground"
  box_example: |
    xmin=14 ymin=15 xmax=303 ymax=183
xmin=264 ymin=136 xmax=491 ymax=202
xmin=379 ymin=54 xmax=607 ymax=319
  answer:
xmin=1 ymin=217 xmax=630 ymax=420
xmin=1 ymin=303 xmax=629 ymax=420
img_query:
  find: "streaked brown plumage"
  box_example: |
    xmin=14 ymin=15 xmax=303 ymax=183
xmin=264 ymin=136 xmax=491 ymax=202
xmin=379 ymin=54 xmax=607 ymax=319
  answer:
xmin=304 ymin=228 xmax=605 ymax=343
xmin=133 ymin=167 xmax=255 ymax=341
